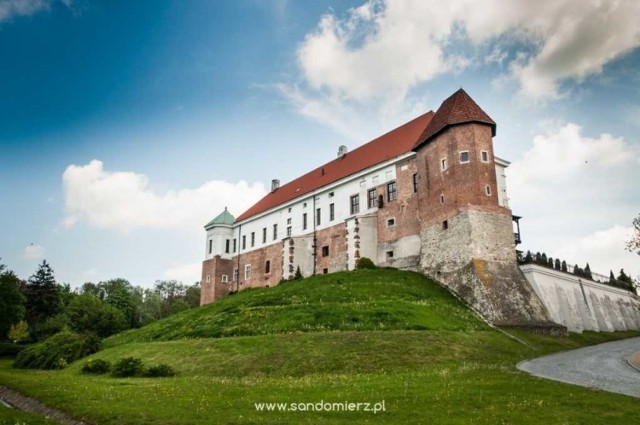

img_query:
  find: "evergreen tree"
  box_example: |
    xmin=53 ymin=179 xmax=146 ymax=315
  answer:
xmin=584 ymin=263 xmax=593 ymax=280
xmin=561 ymin=261 xmax=568 ymax=273
xmin=548 ymin=257 xmax=554 ymax=268
xmin=24 ymin=260 xmax=61 ymax=331
xmin=535 ymin=252 xmax=542 ymax=264
xmin=617 ymin=269 xmax=633 ymax=284
xmin=524 ymin=251 xmax=533 ymax=263
xmin=554 ymin=258 xmax=561 ymax=270
xmin=573 ymin=266 xmax=583 ymax=277
xmin=541 ymin=253 xmax=548 ymax=265
xmin=294 ymin=266 xmax=303 ymax=280
xmin=609 ymin=270 xmax=616 ymax=283
xmin=0 ymin=270 xmax=26 ymax=341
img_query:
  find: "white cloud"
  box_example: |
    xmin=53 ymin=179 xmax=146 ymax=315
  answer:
xmin=163 ymin=263 xmax=201 ymax=284
xmin=24 ymin=244 xmax=44 ymax=260
xmin=507 ymin=123 xmax=640 ymax=280
xmin=0 ymin=0 xmax=73 ymax=22
xmin=62 ymin=160 xmax=266 ymax=233
xmin=284 ymin=0 xmax=640 ymax=130
xmin=552 ymin=226 xmax=639 ymax=280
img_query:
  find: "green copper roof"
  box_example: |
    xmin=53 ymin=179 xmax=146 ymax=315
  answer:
xmin=204 ymin=207 xmax=235 ymax=229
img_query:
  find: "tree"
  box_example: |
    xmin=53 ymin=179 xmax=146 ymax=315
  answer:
xmin=626 ymin=213 xmax=640 ymax=255
xmin=183 ymin=283 xmax=201 ymax=308
xmin=584 ymin=263 xmax=593 ymax=280
xmin=609 ymin=270 xmax=616 ymax=283
xmin=0 ymin=270 xmax=26 ymax=341
xmin=541 ymin=253 xmax=548 ymax=266
xmin=98 ymin=278 xmax=140 ymax=328
xmin=535 ymin=252 xmax=542 ymax=264
xmin=524 ymin=251 xmax=533 ymax=263
xmin=24 ymin=260 xmax=61 ymax=330
xmin=561 ymin=261 xmax=568 ymax=273
xmin=66 ymin=293 xmax=127 ymax=338
xmin=554 ymin=259 xmax=561 ymax=270
xmin=139 ymin=289 xmax=163 ymax=326
xmin=618 ymin=269 xmax=633 ymax=285
xmin=548 ymin=257 xmax=554 ymax=268
xmin=8 ymin=320 xmax=30 ymax=343
xmin=294 ymin=266 xmax=303 ymax=279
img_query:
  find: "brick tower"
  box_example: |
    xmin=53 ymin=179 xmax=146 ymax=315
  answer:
xmin=413 ymin=89 xmax=558 ymax=329
xmin=200 ymin=208 xmax=235 ymax=305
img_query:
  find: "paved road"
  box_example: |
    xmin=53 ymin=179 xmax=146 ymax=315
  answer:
xmin=518 ymin=337 xmax=640 ymax=398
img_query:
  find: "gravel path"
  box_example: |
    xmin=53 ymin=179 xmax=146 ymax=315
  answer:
xmin=518 ymin=337 xmax=640 ymax=398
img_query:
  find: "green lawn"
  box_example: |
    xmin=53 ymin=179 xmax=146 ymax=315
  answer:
xmin=1 ymin=269 xmax=639 ymax=424
xmin=0 ymin=404 xmax=56 ymax=425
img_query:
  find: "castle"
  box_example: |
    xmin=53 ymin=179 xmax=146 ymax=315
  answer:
xmin=200 ymin=89 xmax=562 ymax=330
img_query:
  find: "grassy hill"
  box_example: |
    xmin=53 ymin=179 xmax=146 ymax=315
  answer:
xmin=104 ymin=269 xmax=485 ymax=347
xmin=1 ymin=268 xmax=639 ymax=425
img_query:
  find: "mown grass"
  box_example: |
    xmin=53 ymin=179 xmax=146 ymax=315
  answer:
xmin=0 ymin=404 xmax=56 ymax=425
xmin=0 ymin=269 xmax=638 ymax=424
xmin=105 ymin=269 xmax=484 ymax=347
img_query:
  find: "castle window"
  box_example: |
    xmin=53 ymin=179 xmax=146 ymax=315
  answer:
xmin=322 ymin=246 xmax=329 ymax=257
xmin=288 ymin=207 xmax=292 ymax=213
xmin=206 ymin=274 xmax=211 ymax=283
xmin=459 ymin=151 xmax=470 ymax=163
xmin=225 ymin=239 xmax=230 ymax=253
xmin=387 ymin=218 xmax=396 ymax=227
xmin=413 ymin=174 xmax=418 ymax=193
xmin=368 ymin=189 xmax=377 ymax=208
xmin=242 ymin=235 xmax=246 ymax=250
xmin=251 ymin=232 xmax=255 ymax=247
xmin=329 ymin=191 xmax=334 ymax=197
xmin=323 ymin=268 xmax=328 ymax=274
xmin=208 ymin=239 xmax=212 ymax=254
xmin=386 ymin=251 xmax=394 ymax=259
xmin=329 ymin=203 xmax=335 ymax=221
xmin=481 ymin=150 xmax=489 ymax=163
xmin=303 ymin=213 xmax=308 ymax=230
xmin=262 ymin=227 xmax=267 ymax=244
xmin=440 ymin=194 xmax=445 ymax=204
xmin=221 ymin=274 xmax=228 ymax=283
xmin=245 ymin=264 xmax=251 ymax=280
xmin=265 ymin=260 xmax=270 ymax=274
xmin=303 ymin=202 xmax=307 ymax=208
xmin=233 ymin=268 xmax=238 ymax=282
xmin=485 ymin=185 xmax=492 ymax=196
xmin=442 ymin=220 xmax=448 ymax=230
xmin=441 ymin=158 xmax=447 ymax=171
xmin=233 ymin=239 xmax=236 ymax=253
xmin=350 ymin=195 xmax=359 ymax=214
xmin=287 ymin=226 xmax=292 ymax=236
xmin=273 ymin=224 xmax=278 ymax=240
xmin=316 ymin=208 xmax=321 ymax=226
xmin=287 ymin=218 xmax=292 ymax=225
xmin=387 ymin=181 xmax=397 ymax=202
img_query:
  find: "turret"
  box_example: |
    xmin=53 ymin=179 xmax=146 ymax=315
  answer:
xmin=204 ymin=207 xmax=235 ymax=260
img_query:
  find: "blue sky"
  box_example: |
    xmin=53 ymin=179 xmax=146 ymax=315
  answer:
xmin=1 ymin=0 xmax=639 ymax=286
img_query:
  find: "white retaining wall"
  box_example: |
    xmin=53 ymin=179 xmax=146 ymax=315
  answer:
xmin=521 ymin=263 xmax=640 ymax=333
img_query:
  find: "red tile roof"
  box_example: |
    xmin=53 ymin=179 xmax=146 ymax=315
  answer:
xmin=414 ymin=88 xmax=495 ymax=150
xmin=236 ymin=111 xmax=434 ymax=222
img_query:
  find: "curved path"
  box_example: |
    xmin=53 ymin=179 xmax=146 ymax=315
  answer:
xmin=518 ymin=337 xmax=640 ymax=398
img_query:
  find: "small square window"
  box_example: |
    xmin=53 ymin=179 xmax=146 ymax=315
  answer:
xmin=459 ymin=151 xmax=469 ymax=163
xmin=387 ymin=218 xmax=395 ymax=227
xmin=322 ymin=246 xmax=329 ymax=257
xmin=323 ymin=268 xmax=328 ymax=274
xmin=288 ymin=207 xmax=292 ymax=213
xmin=481 ymin=150 xmax=489 ymax=162
xmin=303 ymin=202 xmax=307 ymax=208
xmin=244 ymin=264 xmax=251 ymax=280
xmin=441 ymin=158 xmax=447 ymax=171
xmin=221 ymin=274 xmax=228 ymax=283
xmin=485 ymin=185 xmax=492 ymax=196
xmin=329 ymin=192 xmax=334 ymax=197
xmin=206 ymin=274 xmax=211 ymax=283
xmin=287 ymin=226 xmax=292 ymax=236
xmin=386 ymin=251 xmax=394 ymax=259
xmin=287 ymin=218 xmax=292 ymax=225
xmin=442 ymin=220 xmax=448 ymax=230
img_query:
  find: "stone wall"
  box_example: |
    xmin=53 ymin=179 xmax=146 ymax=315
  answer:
xmin=420 ymin=209 xmax=555 ymax=326
xmin=521 ymin=264 xmax=640 ymax=332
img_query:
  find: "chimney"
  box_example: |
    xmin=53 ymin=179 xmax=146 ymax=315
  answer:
xmin=337 ymin=145 xmax=348 ymax=157
xmin=271 ymin=179 xmax=280 ymax=192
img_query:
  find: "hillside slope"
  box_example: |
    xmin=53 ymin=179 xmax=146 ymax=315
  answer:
xmin=105 ymin=268 xmax=485 ymax=347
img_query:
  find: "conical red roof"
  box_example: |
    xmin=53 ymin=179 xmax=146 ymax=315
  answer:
xmin=414 ymin=88 xmax=495 ymax=150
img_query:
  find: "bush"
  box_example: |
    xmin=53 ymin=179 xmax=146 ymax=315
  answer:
xmin=0 ymin=342 xmax=27 ymax=358
xmin=144 ymin=364 xmax=175 ymax=377
xmin=112 ymin=357 xmax=144 ymax=377
xmin=81 ymin=359 xmax=111 ymax=374
xmin=13 ymin=331 xmax=100 ymax=370
xmin=356 ymin=257 xmax=376 ymax=270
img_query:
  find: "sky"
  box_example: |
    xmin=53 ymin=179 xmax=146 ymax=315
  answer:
xmin=1 ymin=0 xmax=639 ymax=287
